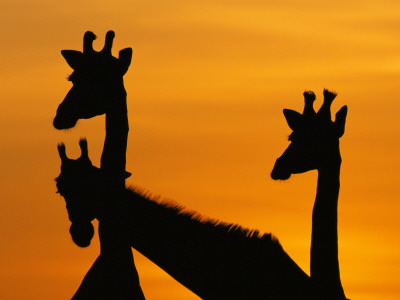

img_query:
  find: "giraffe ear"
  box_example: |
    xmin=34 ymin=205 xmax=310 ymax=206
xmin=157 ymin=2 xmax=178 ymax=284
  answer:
xmin=283 ymin=109 xmax=302 ymax=131
xmin=334 ymin=105 xmax=348 ymax=138
xmin=57 ymin=143 xmax=68 ymax=162
xmin=119 ymin=48 xmax=132 ymax=75
xmin=61 ymin=50 xmax=83 ymax=70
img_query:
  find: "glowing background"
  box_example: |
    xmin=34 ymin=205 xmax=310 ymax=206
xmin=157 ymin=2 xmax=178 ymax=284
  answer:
xmin=1 ymin=0 xmax=399 ymax=299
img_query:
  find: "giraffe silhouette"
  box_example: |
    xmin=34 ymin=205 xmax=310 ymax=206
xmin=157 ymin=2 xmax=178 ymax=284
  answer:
xmin=271 ymin=89 xmax=348 ymax=299
xmin=54 ymin=31 xmax=145 ymax=299
xmin=54 ymin=31 xmax=348 ymax=299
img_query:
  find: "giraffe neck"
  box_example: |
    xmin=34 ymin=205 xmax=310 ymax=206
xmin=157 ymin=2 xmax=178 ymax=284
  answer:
xmin=311 ymin=157 xmax=346 ymax=299
xmin=98 ymin=90 xmax=130 ymax=252
xmin=100 ymin=89 xmax=128 ymax=177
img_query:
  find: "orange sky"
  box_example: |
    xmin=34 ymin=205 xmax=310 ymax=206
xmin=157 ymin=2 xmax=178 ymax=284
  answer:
xmin=1 ymin=0 xmax=400 ymax=299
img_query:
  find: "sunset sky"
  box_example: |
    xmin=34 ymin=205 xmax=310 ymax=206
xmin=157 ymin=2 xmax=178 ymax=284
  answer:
xmin=1 ymin=0 xmax=400 ymax=299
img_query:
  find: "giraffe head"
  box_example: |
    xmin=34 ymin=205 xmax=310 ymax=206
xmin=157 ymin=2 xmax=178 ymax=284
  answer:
xmin=271 ymin=89 xmax=348 ymax=180
xmin=53 ymin=31 xmax=132 ymax=130
xmin=55 ymin=139 xmax=100 ymax=247
xmin=55 ymin=139 xmax=131 ymax=247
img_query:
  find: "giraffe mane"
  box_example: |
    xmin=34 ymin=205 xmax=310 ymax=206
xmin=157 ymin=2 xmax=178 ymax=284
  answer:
xmin=127 ymin=186 xmax=281 ymax=245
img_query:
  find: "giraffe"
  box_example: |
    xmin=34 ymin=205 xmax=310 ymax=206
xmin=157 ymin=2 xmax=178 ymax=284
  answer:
xmin=271 ymin=89 xmax=348 ymax=299
xmin=54 ymin=31 xmax=145 ymax=299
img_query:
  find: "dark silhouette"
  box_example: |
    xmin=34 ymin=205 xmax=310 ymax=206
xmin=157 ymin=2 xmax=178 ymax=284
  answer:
xmin=54 ymin=31 xmax=349 ymax=299
xmin=53 ymin=30 xmax=132 ymax=130
xmin=57 ymin=140 xmax=311 ymax=299
xmin=55 ymin=101 xmax=348 ymax=299
xmin=54 ymin=31 xmax=145 ymax=299
xmin=271 ymin=89 xmax=348 ymax=299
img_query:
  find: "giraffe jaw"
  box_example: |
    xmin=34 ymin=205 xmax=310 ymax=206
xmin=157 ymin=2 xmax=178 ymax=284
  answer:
xmin=53 ymin=116 xmax=78 ymax=130
xmin=270 ymin=169 xmax=291 ymax=180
